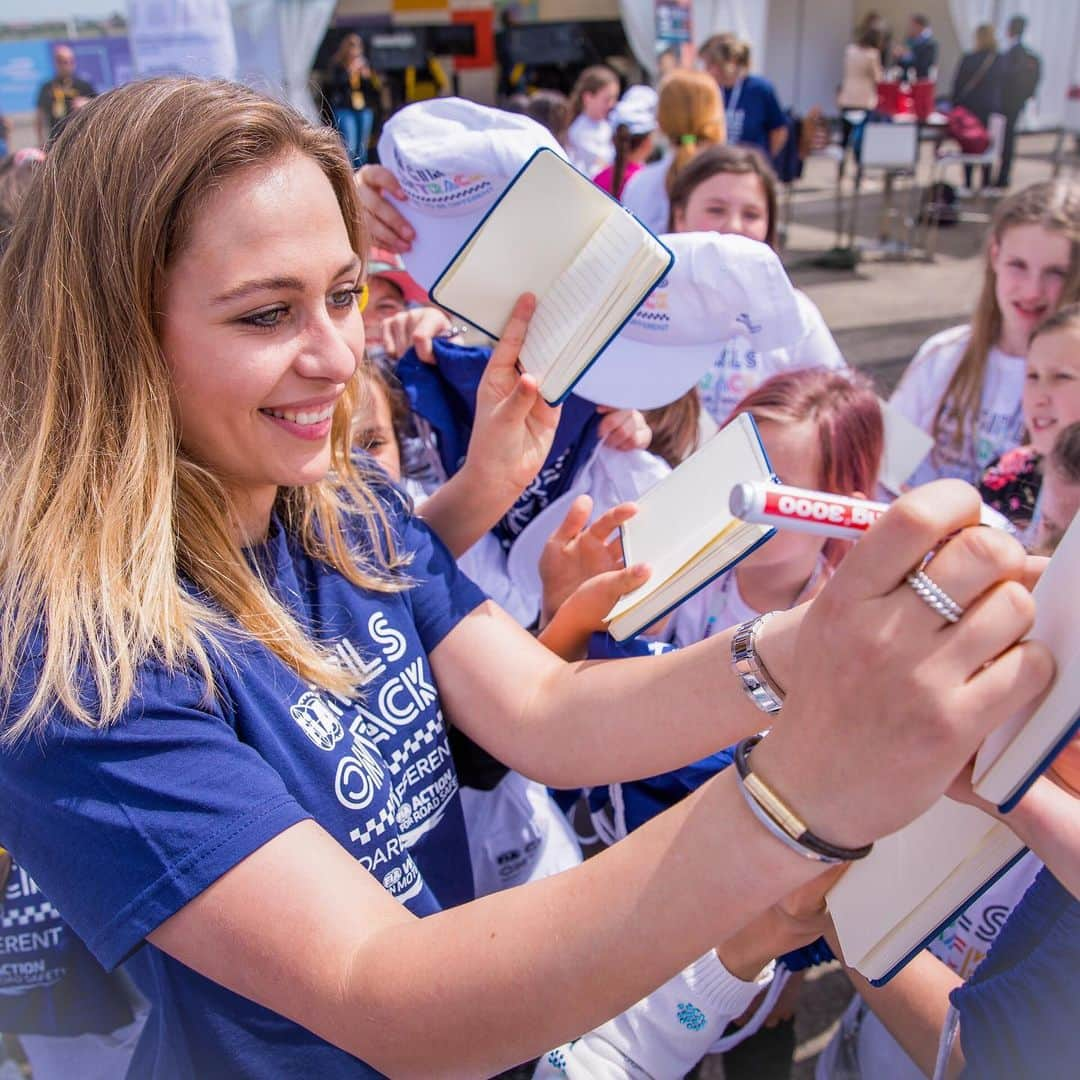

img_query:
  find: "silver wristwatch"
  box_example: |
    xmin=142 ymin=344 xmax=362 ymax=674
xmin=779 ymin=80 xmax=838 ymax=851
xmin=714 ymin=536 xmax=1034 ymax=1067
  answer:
xmin=730 ymin=613 xmax=785 ymax=714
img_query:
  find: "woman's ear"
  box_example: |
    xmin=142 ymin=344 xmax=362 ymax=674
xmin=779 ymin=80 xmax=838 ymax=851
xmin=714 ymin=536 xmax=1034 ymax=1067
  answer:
xmin=988 ymin=237 xmax=1002 ymax=274
xmin=671 ymin=206 xmax=685 ymax=232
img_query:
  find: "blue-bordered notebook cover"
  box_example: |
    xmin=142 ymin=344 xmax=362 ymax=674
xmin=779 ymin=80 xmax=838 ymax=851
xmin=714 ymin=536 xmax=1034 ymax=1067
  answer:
xmin=429 ymin=146 xmax=675 ymax=406
xmin=868 ymin=845 xmax=1030 ymax=986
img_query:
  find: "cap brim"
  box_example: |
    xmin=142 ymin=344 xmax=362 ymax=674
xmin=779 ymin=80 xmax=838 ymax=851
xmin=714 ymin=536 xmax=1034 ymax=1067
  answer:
xmin=397 ymin=205 xmax=482 ymax=296
xmin=573 ymin=337 xmax=721 ymax=409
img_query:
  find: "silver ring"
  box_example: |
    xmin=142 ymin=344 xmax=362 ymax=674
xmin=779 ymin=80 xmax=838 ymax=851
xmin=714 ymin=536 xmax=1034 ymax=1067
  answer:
xmin=905 ymin=569 xmax=964 ymax=624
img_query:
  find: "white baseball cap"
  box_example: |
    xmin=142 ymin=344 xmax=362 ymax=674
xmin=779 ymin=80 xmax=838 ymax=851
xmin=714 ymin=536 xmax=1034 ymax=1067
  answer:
xmin=376 ymin=98 xmax=567 ymax=292
xmin=574 ymin=231 xmax=812 ymax=409
xmin=610 ymin=85 xmax=658 ymax=135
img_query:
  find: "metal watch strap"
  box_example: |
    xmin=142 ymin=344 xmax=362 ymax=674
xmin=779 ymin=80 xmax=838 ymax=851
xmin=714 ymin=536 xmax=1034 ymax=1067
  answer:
xmin=731 ymin=614 xmax=785 ymax=715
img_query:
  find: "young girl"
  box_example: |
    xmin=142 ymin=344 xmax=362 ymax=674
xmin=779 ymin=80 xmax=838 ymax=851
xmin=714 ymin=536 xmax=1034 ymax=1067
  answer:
xmin=565 ymin=65 xmax=620 ymax=175
xmin=0 ymin=77 xmax=1047 ymax=1080
xmin=667 ymin=144 xmax=848 ymax=425
xmin=890 ymin=179 xmax=1080 ymax=487
xmin=979 ymin=302 xmax=1080 ymax=534
xmin=592 ymin=85 xmax=657 ymax=198
xmin=668 ymin=369 xmax=883 ymax=647
xmin=620 ymin=69 xmax=725 ymax=235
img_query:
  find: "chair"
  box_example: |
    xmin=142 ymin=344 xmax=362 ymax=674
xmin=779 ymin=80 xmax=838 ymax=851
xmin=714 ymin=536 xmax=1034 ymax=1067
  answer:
xmin=932 ymin=111 xmax=1006 ymax=189
xmin=847 ymin=121 xmax=922 ymax=257
xmin=925 ymin=113 xmax=1006 ymax=258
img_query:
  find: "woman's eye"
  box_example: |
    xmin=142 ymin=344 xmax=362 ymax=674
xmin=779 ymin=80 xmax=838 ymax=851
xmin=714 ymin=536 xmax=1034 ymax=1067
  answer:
xmin=243 ymin=307 xmax=286 ymax=328
xmin=331 ymin=287 xmax=361 ymax=309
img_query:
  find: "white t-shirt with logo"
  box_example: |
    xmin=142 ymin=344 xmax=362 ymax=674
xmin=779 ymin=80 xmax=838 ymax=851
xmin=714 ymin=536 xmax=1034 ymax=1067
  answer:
xmin=696 ymin=290 xmax=848 ymax=425
xmin=567 ymin=114 xmax=614 ymax=176
xmin=889 ymin=324 xmax=1026 ymax=487
xmin=619 ymin=150 xmax=673 ymax=234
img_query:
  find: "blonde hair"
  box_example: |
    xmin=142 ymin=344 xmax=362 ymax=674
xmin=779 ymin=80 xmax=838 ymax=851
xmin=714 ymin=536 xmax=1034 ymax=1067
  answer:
xmin=0 ymin=77 xmax=407 ymax=742
xmin=974 ymin=23 xmax=997 ymax=52
xmin=934 ymin=180 xmax=1080 ymax=451
xmin=657 ymin=70 xmax=725 ymax=197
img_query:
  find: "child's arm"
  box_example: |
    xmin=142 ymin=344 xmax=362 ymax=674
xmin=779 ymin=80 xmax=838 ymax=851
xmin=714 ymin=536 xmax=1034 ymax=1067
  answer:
xmin=533 ymin=869 xmax=841 ymax=1080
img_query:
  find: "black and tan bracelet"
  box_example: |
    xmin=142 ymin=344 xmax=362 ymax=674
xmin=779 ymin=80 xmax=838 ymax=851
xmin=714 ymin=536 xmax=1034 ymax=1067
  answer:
xmin=734 ymin=735 xmax=874 ymax=864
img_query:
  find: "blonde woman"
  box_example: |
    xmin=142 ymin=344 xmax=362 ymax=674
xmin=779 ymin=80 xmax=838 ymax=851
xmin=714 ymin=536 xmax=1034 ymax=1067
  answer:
xmin=891 ymin=180 xmax=1080 ymax=486
xmin=0 ymin=78 xmax=1050 ymax=1079
xmin=620 ymin=69 xmax=725 ymax=234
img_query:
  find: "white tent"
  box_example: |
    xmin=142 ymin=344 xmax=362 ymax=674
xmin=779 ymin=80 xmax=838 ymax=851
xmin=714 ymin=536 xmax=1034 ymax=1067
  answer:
xmin=127 ymin=0 xmax=336 ymax=121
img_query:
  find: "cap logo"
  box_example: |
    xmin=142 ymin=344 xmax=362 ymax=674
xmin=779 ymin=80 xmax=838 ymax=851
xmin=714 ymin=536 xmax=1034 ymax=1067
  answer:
xmin=393 ymin=148 xmax=493 ymax=213
xmin=735 ymin=311 xmax=762 ymax=335
xmin=628 ymin=286 xmax=670 ymax=333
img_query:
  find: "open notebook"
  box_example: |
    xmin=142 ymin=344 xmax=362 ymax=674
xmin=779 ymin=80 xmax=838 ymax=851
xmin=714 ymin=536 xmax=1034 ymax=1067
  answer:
xmin=828 ymin=512 xmax=1080 ymax=985
xmin=429 ymin=148 xmax=673 ymax=404
xmin=972 ymin=510 xmax=1080 ymax=810
xmin=828 ymin=799 xmax=1025 ymax=985
xmin=604 ymin=414 xmax=776 ymax=642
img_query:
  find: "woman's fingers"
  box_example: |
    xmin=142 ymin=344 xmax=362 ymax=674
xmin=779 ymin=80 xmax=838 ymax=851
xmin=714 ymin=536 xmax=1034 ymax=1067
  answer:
xmin=828 ymin=480 xmax=985 ymax=602
xmin=355 ymin=165 xmax=414 ymax=252
xmin=487 ymin=294 xmax=537 ymax=377
xmin=933 ymin=579 xmax=1036 ymax=679
xmin=898 ymin=522 xmax=1029 ymax=633
xmin=584 ymin=502 xmax=638 ymax=546
xmin=955 ymin=639 xmax=1055 ymax=732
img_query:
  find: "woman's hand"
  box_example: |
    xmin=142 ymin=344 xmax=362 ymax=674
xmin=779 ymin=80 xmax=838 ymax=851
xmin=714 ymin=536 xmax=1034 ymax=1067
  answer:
xmin=751 ymin=480 xmax=1055 ymax=852
xmin=596 ymin=406 xmax=652 ymax=452
xmin=354 ymin=165 xmax=414 ymax=253
xmin=460 ymin=294 xmax=561 ymax=512
xmin=539 ymin=496 xmax=640 ymax=626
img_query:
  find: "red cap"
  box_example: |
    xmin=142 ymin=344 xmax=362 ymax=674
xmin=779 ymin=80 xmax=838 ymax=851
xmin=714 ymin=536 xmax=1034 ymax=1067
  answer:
xmin=367 ymin=248 xmax=429 ymax=306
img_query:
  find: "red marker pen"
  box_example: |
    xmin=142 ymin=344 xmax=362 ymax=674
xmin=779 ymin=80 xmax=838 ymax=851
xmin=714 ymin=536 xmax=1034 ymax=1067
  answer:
xmin=729 ymin=482 xmax=1006 ymax=540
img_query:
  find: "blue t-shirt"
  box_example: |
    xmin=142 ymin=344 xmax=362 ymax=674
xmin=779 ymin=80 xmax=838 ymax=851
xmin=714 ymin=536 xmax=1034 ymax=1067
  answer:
xmin=0 ymin=488 xmax=486 ymax=1078
xmin=953 ymin=869 xmax=1080 ymax=1079
xmin=723 ymin=75 xmax=785 ymax=153
xmin=0 ymin=862 xmax=135 ymax=1036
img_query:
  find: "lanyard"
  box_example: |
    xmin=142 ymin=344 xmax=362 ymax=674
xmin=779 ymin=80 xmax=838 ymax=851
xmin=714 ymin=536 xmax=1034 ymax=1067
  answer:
xmin=725 ymin=77 xmax=745 ymax=132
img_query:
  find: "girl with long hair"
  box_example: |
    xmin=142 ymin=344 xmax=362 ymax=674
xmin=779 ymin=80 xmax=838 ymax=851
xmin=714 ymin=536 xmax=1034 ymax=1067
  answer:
xmin=565 ymin=65 xmax=620 ymax=175
xmin=669 ymin=369 xmax=883 ymax=646
xmin=620 ymin=69 xmax=725 ymax=234
xmin=890 ymin=179 xmax=1080 ymax=487
xmin=642 ymin=145 xmax=847 ymax=449
xmin=0 ymin=77 xmax=1047 ymax=1079
xmin=592 ymin=85 xmax=657 ymax=198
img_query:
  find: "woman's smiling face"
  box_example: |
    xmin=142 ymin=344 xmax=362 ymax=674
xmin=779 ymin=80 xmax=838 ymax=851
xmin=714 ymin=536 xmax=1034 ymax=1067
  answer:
xmin=159 ymin=152 xmax=365 ymax=536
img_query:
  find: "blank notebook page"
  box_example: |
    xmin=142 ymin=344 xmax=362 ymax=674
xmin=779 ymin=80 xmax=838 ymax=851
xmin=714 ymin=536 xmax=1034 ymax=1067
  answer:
xmin=520 ymin=208 xmax=642 ymax=380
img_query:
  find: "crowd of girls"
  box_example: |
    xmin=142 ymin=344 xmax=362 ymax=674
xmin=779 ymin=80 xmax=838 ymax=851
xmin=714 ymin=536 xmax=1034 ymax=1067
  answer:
xmin=0 ymin=69 xmax=1078 ymax=1080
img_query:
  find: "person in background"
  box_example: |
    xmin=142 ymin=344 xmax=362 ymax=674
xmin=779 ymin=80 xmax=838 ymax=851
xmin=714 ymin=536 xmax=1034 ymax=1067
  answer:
xmin=1032 ymin=420 xmax=1080 ymax=553
xmin=565 ymin=65 xmax=621 ymax=175
xmin=666 ymin=145 xmax=847 ymax=426
xmin=592 ymin=85 xmax=657 ymax=198
xmin=619 ymin=70 xmax=725 ymax=234
xmin=326 ymin=34 xmax=379 ymax=168
xmin=699 ymin=34 xmax=787 ymax=160
xmin=35 ymin=44 xmax=95 ymax=147
xmin=995 ymin=14 xmax=1042 ymax=190
xmin=979 ymin=302 xmax=1080 ymax=535
xmin=856 ymin=10 xmax=892 ymax=67
xmin=837 ymin=24 xmax=883 ymax=149
xmin=893 ymin=14 xmax=938 ymax=82
xmin=890 ymin=179 xmax=1080 ymax=486
xmin=951 ymin=24 xmax=1005 ymax=194
xmin=360 ymin=249 xmax=429 ymax=366
xmin=504 ymin=90 xmax=572 ymax=150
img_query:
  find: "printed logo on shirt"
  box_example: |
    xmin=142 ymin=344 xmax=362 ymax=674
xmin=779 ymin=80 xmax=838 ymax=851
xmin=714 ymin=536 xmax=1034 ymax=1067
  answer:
xmin=285 ymin=610 xmax=457 ymax=904
xmin=1 ymin=868 xmax=66 ymax=992
xmin=499 ymin=445 xmax=574 ymax=544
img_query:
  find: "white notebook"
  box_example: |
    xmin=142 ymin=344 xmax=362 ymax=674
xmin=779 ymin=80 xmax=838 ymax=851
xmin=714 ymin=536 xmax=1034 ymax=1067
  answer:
xmin=972 ymin=510 xmax=1080 ymax=810
xmin=878 ymin=397 xmax=934 ymax=494
xmin=429 ymin=148 xmax=673 ymax=404
xmin=604 ymin=414 xmax=775 ymax=642
xmin=828 ymin=799 xmax=1024 ymax=985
